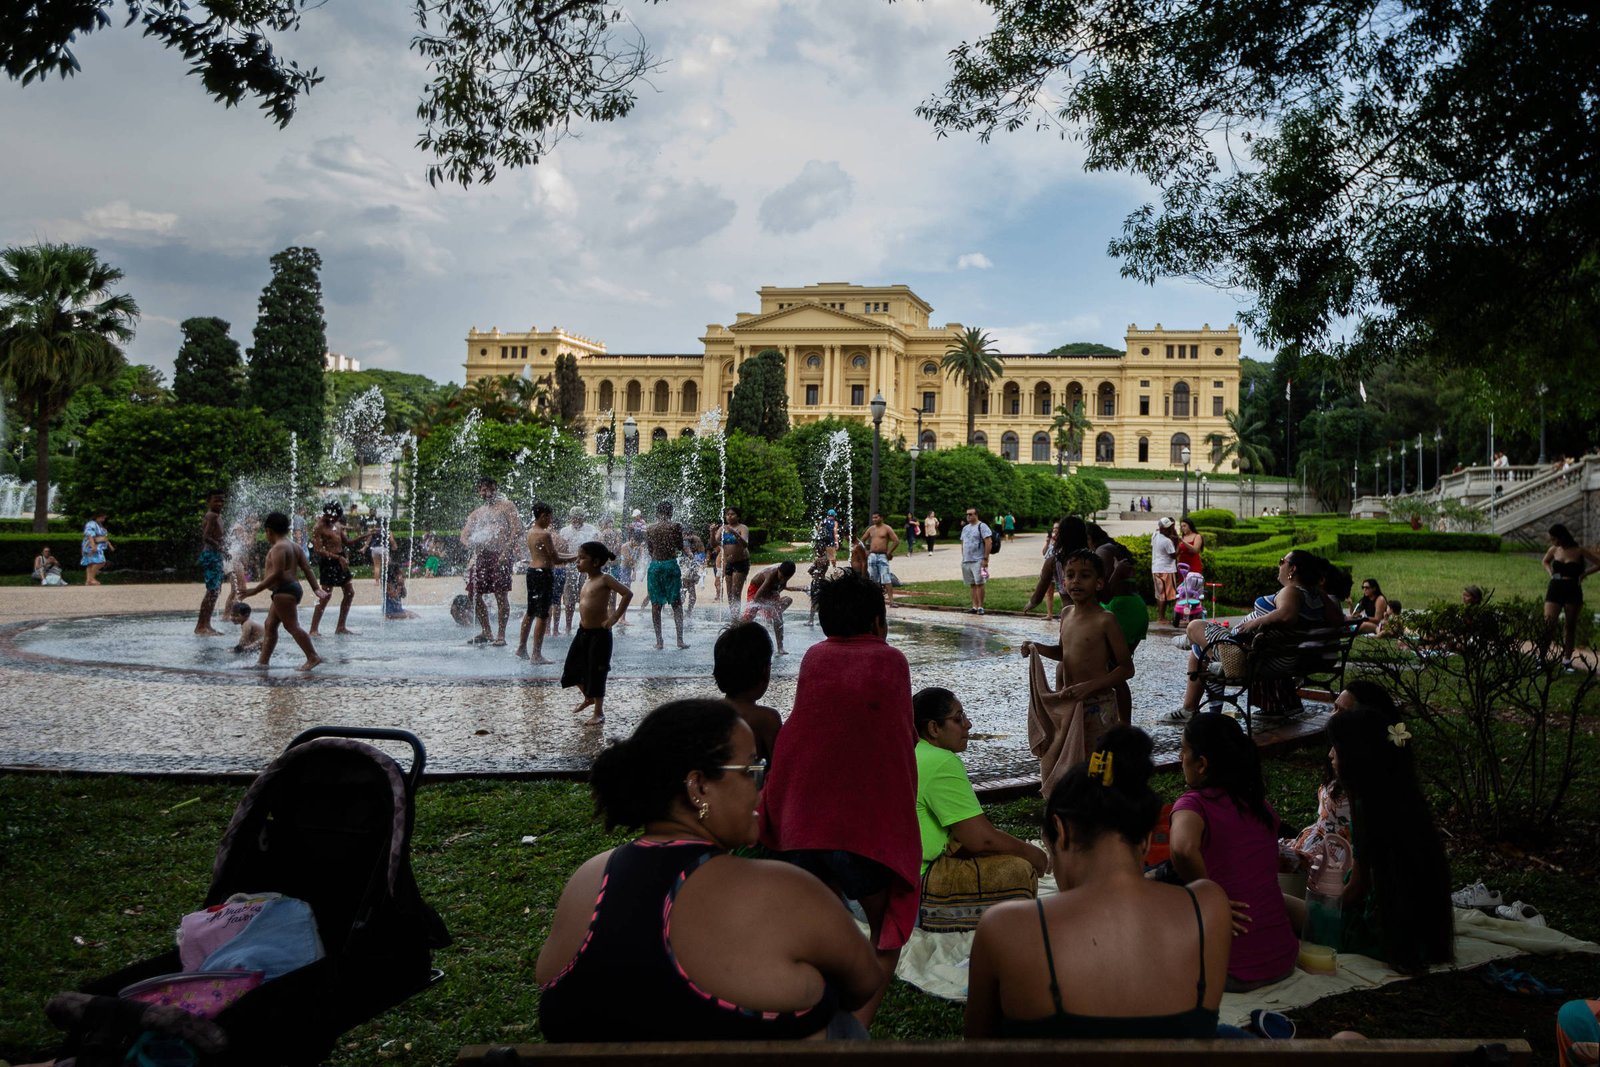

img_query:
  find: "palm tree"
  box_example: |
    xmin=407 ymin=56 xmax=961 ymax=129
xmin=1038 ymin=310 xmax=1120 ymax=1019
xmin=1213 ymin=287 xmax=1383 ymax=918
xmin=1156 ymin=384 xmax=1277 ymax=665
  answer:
xmin=1207 ymin=408 xmax=1274 ymax=475
xmin=940 ymin=326 xmax=1003 ymax=445
xmin=0 ymin=244 xmax=138 ymax=531
xmin=1050 ymin=401 xmax=1093 ymax=476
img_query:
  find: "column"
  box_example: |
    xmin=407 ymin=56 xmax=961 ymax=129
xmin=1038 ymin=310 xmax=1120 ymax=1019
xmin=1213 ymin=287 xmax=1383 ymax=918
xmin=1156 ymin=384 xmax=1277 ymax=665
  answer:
xmin=785 ymin=344 xmax=798 ymax=409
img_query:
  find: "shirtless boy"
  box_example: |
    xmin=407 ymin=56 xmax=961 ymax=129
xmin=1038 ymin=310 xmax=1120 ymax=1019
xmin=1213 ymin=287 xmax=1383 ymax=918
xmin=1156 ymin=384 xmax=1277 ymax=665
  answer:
xmin=743 ymin=560 xmax=796 ymax=655
xmin=516 ymin=501 xmax=574 ymax=663
xmin=710 ymin=506 xmax=751 ymax=618
xmin=460 ymin=476 xmax=524 ymax=646
xmin=645 ymin=501 xmax=689 ymax=650
xmin=242 ymin=511 xmax=330 ymax=671
xmin=561 ymin=540 xmax=633 ymax=725
xmin=195 ymin=489 xmax=227 ymax=635
xmin=713 ymin=621 xmax=783 ymax=763
xmin=1019 ymin=549 xmax=1136 ymax=738
xmin=229 ymin=602 xmax=264 ymax=653
xmin=862 ymin=511 xmax=901 ymax=605
xmin=309 ymin=502 xmax=359 ymax=636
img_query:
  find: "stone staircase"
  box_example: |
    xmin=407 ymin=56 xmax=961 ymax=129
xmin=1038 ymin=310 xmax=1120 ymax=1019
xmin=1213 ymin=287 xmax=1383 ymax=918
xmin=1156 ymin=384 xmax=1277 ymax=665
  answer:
xmin=1482 ymin=456 xmax=1599 ymax=546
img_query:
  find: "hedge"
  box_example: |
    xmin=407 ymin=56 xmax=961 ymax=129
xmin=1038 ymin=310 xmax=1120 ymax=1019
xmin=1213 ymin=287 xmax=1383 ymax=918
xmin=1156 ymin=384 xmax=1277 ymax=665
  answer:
xmin=1186 ymin=507 xmax=1236 ymax=529
xmin=1197 ymin=528 xmax=1276 ymax=548
xmin=0 ymin=519 xmax=76 ymax=534
xmin=0 ymin=533 xmax=184 ymax=579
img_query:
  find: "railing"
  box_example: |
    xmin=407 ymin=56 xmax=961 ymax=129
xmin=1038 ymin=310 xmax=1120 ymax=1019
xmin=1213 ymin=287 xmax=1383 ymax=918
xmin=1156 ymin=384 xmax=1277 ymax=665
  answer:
xmin=1434 ymin=464 xmax=1546 ymax=502
xmin=1485 ymin=456 xmax=1598 ymax=532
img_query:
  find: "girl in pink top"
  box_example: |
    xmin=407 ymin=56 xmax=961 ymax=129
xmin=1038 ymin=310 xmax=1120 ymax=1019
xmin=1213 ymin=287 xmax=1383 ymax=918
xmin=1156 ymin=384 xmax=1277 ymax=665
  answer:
xmin=1169 ymin=715 xmax=1299 ymax=991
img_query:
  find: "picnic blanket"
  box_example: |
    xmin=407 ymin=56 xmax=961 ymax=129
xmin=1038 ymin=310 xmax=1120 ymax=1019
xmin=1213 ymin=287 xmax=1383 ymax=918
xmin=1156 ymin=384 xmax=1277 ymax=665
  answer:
xmin=870 ymin=874 xmax=1599 ymax=1026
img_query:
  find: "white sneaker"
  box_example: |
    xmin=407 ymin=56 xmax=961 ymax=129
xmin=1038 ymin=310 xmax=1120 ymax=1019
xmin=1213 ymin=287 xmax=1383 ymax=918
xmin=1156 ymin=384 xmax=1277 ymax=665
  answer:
xmin=1157 ymin=706 xmax=1196 ymax=725
xmin=1493 ymin=900 xmax=1545 ymax=927
xmin=1451 ymin=881 xmax=1503 ymax=911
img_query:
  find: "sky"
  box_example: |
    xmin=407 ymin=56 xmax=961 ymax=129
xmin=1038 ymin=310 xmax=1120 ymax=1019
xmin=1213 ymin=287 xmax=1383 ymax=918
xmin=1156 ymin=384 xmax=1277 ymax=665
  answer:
xmin=1 ymin=0 xmax=1266 ymax=386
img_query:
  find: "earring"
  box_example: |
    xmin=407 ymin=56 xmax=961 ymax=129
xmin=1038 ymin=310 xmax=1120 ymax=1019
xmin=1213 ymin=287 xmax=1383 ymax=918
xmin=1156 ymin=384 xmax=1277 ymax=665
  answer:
xmin=694 ymin=798 xmax=710 ymax=822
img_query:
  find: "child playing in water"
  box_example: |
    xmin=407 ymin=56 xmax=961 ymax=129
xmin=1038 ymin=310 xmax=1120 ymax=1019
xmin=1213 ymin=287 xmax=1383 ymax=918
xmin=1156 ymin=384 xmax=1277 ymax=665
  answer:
xmin=561 ymin=540 xmax=633 ymax=725
xmin=384 ymin=567 xmax=418 ymax=619
xmin=242 ymin=511 xmax=330 ymax=671
xmin=805 ymin=555 xmax=829 ymax=627
xmin=713 ymin=620 xmax=782 ymax=764
xmin=229 ymin=602 xmax=263 ymax=653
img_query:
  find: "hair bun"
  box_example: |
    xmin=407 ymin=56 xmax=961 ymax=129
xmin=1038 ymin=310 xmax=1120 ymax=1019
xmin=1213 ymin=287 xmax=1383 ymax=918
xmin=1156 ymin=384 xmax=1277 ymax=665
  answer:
xmin=1094 ymin=726 xmax=1154 ymax=793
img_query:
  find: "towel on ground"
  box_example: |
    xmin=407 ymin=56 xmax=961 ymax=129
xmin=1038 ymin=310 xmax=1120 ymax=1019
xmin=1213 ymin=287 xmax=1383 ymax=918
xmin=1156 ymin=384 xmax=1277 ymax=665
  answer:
xmin=759 ymin=633 xmax=920 ymax=951
xmin=1026 ymin=650 xmax=1115 ymax=797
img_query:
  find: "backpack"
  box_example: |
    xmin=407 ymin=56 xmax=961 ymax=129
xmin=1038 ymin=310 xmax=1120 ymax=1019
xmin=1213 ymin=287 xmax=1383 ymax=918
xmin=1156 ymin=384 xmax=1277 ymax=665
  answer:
xmin=989 ymin=525 xmax=1001 ymax=555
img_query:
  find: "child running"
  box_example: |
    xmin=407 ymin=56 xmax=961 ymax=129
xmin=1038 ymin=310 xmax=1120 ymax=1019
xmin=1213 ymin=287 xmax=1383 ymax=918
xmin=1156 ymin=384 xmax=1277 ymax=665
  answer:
xmin=561 ymin=540 xmax=632 ymax=725
xmin=242 ymin=511 xmax=330 ymax=671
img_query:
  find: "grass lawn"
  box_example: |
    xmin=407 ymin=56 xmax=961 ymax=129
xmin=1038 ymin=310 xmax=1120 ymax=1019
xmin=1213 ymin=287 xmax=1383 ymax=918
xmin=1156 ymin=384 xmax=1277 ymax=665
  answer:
xmin=5 ymin=739 xmax=1599 ymax=1062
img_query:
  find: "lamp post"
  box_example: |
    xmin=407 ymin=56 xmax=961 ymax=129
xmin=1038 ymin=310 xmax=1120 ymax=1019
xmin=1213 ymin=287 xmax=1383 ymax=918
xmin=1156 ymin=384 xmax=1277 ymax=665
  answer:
xmin=1537 ymin=383 xmax=1548 ymax=465
xmin=869 ymin=392 xmax=886 ymax=517
xmin=909 ymin=406 xmax=924 ymax=521
xmin=1386 ymin=447 xmax=1393 ymax=496
xmin=1199 ymin=474 xmax=1209 ymax=509
xmin=1433 ymin=427 xmax=1442 ymax=487
xmin=1416 ymin=432 xmax=1423 ymax=495
xmin=1400 ymin=440 xmax=1408 ymax=494
xmin=621 ymin=415 xmax=638 ymax=509
xmin=1180 ymin=445 xmax=1192 ymax=518
xmin=1249 ymin=477 xmax=1257 ymax=516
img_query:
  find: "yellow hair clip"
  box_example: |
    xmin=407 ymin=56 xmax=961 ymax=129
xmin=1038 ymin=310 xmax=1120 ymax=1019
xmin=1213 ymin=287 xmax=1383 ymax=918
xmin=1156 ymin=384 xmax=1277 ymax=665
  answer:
xmin=1087 ymin=750 xmax=1114 ymax=786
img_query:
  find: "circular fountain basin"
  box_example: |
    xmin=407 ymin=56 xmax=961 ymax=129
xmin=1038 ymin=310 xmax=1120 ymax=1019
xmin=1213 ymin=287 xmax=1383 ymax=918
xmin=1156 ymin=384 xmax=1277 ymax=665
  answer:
xmin=0 ymin=606 xmax=1199 ymax=781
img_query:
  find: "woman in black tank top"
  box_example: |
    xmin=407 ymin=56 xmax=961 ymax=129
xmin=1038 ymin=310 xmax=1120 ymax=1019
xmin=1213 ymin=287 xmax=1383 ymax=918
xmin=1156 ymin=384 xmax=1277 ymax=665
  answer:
xmin=1543 ymin=524 xmax=1600 ymax=669
xmin=535 ymin=699 xmax=880 ymax=1041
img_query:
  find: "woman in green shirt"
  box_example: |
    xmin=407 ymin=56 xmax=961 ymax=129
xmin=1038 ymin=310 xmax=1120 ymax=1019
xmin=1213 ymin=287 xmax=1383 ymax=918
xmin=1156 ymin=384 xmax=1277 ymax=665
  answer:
xmin=914 ymin=687 xmax=1048 ymax=931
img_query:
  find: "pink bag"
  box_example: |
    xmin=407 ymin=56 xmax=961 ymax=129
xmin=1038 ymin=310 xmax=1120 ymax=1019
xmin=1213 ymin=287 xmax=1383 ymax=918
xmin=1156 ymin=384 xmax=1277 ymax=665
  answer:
xmin=120 ymin=969 xmax=265 ymax=1019
xmin=177 ymin=893 xmax=281 ymax=971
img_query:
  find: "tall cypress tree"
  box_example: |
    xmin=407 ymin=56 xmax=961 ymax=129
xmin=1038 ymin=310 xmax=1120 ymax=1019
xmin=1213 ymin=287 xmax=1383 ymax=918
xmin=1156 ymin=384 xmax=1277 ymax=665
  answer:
xmin=247 ymin=247 xmax=327 ymax=458
xmin=173 ymin=316 xmax=245 ymax=407
xmin=553 ymin=352 xmax=585 ymax=428
xmin=726 ymin=348 xmax=789 ymax=441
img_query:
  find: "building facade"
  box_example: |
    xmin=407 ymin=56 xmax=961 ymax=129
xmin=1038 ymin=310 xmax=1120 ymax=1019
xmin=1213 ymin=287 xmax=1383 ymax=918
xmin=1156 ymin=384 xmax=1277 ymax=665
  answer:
xmin=464 ymin=283 xmax=1241 ymax=471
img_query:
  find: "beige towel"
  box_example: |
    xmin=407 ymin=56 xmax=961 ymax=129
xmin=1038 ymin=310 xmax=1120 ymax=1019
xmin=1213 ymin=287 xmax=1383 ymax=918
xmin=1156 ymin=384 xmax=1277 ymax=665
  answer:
xmin=1027 ymin=650 xmax=1117 ymax=797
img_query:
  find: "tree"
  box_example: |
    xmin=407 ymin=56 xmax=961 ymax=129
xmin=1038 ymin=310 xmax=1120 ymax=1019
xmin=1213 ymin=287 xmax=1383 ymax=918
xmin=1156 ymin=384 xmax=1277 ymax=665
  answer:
xmin=553 ymin=353 xmax=586 ymax=428
xmin=1206 ymin=409 xmax=1274 ymax=476
xmin=173 ymin=316 xmax=244 ymax=407
xmin=941 ymin=327 xmax=1003 ymax=446
xmin=324 ymin=368 xmax=453 ymax=436
xmin=1049 ymin=401 xmax=1092 ymax=476
xmin=247 ymin=246 xmax=327 ymax=460
xmin=917 ymin=2 xmax=1600 ymax=427
xmin=4 ymin=0 xmax=664 ymax=186
xmin=0 ymin=242 xmax=138 ymax=531
xmin=1047 ymin=341 xmax=1120 ymax=356
xmin=726 ymin=348 xmax=789 ymax=441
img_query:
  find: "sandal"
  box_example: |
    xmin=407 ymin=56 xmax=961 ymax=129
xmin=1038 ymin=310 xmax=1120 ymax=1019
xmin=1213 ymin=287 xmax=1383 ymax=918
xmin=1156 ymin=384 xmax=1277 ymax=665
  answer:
xmin=1480 ymin=963 xmax=1565 ymax=997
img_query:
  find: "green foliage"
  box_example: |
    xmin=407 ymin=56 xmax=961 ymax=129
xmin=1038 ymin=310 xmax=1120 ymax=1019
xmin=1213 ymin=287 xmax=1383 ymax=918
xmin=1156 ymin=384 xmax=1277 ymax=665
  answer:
xmin=632 ymin=430 xmax=802 ymax=537
xmin=1046 ymin=341 xmax=1121 ymax=356
xmin=324 ymin=368 xmax=453 ymax=436
xmin=0 ymin=531 xmax=175 ymax=577
xmin=172 ymin=316 xmax=244 ymax=407
xmin=725 ymin=349 xmax=789 ymax=441
xmin=911 ymin=445 xmax=1019 ymax=534
xmin=1187 ymin=507 xmax=1236 ymax=528
xmin=552 ymin=352 xmax=585 ymax=428
xmin=780 ymin=417 xmax=878 ymax=527
xmin=1049 ymin=400 xmax=1091 ymax=470
xmin=1206 ymin=408 xmax=1273 ymax=476
xmin=941 ymin=326 xmax=1003 ymax=446
xmin=247 ymin=247 xmax=327 ymax=462
xmin=414 ymin=421 xmax=595 ymax=530
xmin=61 ymin=404 xmax=291 ymax=542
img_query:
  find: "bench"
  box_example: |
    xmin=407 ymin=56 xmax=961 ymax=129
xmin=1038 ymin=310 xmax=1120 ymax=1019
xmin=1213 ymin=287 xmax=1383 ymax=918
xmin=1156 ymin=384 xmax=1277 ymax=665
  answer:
xmin=457 ymin=1038 xmax=1531 ymax=1065
xmin=1199 ymin=623 xmax=1358 ymax=734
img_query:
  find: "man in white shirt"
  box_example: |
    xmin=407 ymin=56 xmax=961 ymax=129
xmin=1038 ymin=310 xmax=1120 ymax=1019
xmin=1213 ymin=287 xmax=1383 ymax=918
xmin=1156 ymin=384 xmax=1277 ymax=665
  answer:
xmin=959 ymin=507 xmax=992 ymax=615
xmin=1151 ymin=516 xmax=1180 ymax=626
xmin=557 ymin=507 xmax=601 ymax=632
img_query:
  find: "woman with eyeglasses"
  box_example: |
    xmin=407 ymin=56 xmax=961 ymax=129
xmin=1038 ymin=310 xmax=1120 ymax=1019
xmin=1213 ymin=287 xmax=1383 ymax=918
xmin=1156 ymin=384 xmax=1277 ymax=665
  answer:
xmin=536 ymin=699 xmax=880 ymax=1042
xmin=1348 ymin=577 xmax=1390 ymax=635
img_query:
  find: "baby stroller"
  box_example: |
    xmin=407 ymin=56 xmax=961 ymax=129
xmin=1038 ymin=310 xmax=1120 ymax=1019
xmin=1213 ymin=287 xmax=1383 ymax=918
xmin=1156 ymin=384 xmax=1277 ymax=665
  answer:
xmin=1172 ymin=567 xmax=1207 ymax=628
xmin=48 ymin=727 xmax=450 ymax=1066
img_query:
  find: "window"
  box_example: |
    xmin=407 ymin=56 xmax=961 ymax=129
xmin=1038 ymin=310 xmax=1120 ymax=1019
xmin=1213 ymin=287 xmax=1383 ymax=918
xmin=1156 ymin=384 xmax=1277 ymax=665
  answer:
xmin=682 ymin=381 xmax=698 ymax=414
xmin=1032 ymin=432 xmax=1051 ymax=462
xmin=540 ymin=347 xmax=548 ymax=356
xmin=1212 ymin=380 xmax=1223 ymax=388
xmin=806 ymin=384 xmax=820 ymax=405
xmin=1139 ymin=380 xmax=1150 ymax=387
xmin=1098 ymin=383 xmax=1115 ymax=417
xmin=1003 ymin=382 xmax=1020 ymax=415
xmin=1138 ymin=437 xmax=1149 ymax=463
xmin=919 ymin=430 xmax=937 ymax=451
xmin=922 ymin=391 xmax=936 ymax=412
xmin=806 ymin=354 xmax=822 ymax=369
xmin=479 ymin=348 xmax=487 ymax=356
xmin=499 ymin=346 xmax=507 ymax=358
xmin=1170 ymin=432 xmax=1191 ymax=465
xmin=922 ymin=362 xmax=938 ymax=376
xmin=1213 ymin=395 xmax=1224 ymax=416
xmin=1034 ymin=383 xmax=1052 ymax=416
xmin=1173 ymin=382 xmax=1191 ymax=418
xmin=625 ymin=380 xmax=642 ymax=413
xmin=1001 ymin=432 xmax=1019 ymax=461
xmin=682 ymin=428 xmax=696 ymax=437
xmin=851 ymin=384 xmax=865 ymax=405
xmin=1139 ymin=395 xmax=1150 ymax=416
xmin=973 ymin=432 xmax=989 ymax=450
xmin=1211 ymin=436 xmax=1224 ymax=464
xmin=653 ymin=380 xmax=670 ymax=414
xmin=598 ymin=381 xmax=614 ymax=412
xmin=1096 ymin=432 xmax=1115 ymax=463
xmin=521 ymin=346 xmax=528 ymax=358
xmin=978 ymin=387 xmax=989 ymax=415
xmin=652 ymin=427 xmax=668 ymax=445
xmin=1177 ymin=346 xmax=1186 ymax=359
xmin=1166 ymin=345 xmax=1174 ymax=359
xmin=1214 ymin=347 xmax=1224 ymax=356
xmin=851 ymin=354 xmax=868 ymax=369
xmin=1141 ymin=347 xmax=1150 ymax=356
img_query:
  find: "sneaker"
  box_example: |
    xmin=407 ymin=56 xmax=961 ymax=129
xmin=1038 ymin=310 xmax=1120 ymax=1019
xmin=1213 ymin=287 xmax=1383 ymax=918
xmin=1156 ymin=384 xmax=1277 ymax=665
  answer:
xmin=976 ymin=608 xmax=986 ymax=615
xmin=1494 ymin=901 xmax=1545 ymax=927
xmin=1451 ymin=881 xmax=1503 ymax=911
xmin=1157 ymin=706 xmax=1197 ymax=725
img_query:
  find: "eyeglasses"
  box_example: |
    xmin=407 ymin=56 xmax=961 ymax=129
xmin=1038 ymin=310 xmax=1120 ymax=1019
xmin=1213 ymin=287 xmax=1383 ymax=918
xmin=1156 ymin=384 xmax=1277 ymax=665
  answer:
xmin=1279 ymin=556 xmax=1291 ymax=565
xmin=718 ymin=759 xmax=768 ymax=790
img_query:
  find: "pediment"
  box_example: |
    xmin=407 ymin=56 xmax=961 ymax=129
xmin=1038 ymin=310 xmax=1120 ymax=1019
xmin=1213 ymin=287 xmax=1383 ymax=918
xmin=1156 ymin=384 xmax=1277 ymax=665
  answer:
xmin=730 ymin=302 xmax=897 ymax=333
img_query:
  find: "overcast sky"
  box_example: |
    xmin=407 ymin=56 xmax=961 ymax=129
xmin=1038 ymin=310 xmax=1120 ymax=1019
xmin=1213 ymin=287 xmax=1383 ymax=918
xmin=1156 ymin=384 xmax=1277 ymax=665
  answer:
xmin=1 ymin=0 xmax=1264 ymax=385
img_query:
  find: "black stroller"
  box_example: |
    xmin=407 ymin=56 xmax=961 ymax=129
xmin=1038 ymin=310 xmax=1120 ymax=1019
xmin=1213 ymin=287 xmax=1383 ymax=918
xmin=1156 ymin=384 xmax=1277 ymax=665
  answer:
xmin=49 ymin=727 xmax=451 ymax=1066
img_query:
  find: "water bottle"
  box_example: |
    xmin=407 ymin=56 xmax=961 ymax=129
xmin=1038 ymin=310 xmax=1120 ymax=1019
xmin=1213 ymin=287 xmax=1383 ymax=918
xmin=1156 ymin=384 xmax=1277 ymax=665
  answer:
xmin=1303 ymin=834 xmax=1353 ymax=953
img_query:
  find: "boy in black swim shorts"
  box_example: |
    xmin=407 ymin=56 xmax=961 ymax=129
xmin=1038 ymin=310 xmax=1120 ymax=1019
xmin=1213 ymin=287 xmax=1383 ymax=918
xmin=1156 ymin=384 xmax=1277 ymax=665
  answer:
xmin=561 ymin=541 xmax=632 ymax=725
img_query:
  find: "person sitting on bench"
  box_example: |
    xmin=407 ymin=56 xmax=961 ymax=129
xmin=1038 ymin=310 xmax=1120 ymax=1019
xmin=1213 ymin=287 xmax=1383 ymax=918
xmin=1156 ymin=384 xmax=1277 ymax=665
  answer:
xmin=964 ymin=727 xmax=1232 ymax=1038
xmin=535 ymin=699 xmax=880 ymax=1042
xmin=1349 ymin=577 xmax=1391 ymax=635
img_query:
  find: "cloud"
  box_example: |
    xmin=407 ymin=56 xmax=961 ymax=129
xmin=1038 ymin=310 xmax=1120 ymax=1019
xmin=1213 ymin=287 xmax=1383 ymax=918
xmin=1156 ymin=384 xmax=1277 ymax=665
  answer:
xmin=957 ymin=252 xmax=993 ymax=270
xmin=758 ymin=161 xmax=854 ymax=235
xmin=602 ymin=176 xmax=737 ymax=253
xmin=989 ymin=314 xmax=1109 ymax=353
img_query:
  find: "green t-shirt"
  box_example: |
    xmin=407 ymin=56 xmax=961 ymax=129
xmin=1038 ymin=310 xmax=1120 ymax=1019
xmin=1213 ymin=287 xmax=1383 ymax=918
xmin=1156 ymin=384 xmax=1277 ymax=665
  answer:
xmin=915 ymin=738 xmax=984 ymax=871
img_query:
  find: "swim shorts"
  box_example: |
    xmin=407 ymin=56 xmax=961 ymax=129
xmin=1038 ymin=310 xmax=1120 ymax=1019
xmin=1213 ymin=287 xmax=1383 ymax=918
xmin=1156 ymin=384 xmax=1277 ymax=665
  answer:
xmin=561 ymin=626 xmax=613 ymax=698
xmin=318 ymin=555 xmax=352 ymax=588
xmin=526 ymin=567 xmax=555 ymax=620
xmin=647 ymin=558 xmax=682 ymax=606
xmin=467 ymin=550 xmax=511 ymax=596
xmin=199 ymin=549 xmax=225 ymax=592
xmin=867 ymin=552 xmax=892 ymax=584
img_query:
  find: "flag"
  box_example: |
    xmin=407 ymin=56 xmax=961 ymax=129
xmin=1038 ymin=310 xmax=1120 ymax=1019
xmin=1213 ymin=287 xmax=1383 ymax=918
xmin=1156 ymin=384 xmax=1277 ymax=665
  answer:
xmin=1248 ymin=379 xmax=1255 ymax=398
xmin=1285 ymin=378 xmax=1292 ymax=401
xmin=1358 ymin=380 xmax=1367 ymax=402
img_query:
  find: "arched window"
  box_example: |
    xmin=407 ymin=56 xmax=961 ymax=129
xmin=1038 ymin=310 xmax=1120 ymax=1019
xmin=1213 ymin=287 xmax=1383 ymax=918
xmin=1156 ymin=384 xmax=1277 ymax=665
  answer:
xmin=922 ymin=361 xmax=938 ymax=376
xmin=625 ymin=380 xmax=642 ymax=413
xmin=681 ymin=427 xmax=696 ymax=437
xmin=1032 ymin=432 xmax=1051 ymax=462
xmin=1098 ymin=382 xmax=1115 ymax=418
xmin=652 ymin=427 xmax=668 ymax=445
xmin=919 ymin=430 xmax=937 ymax=451
xmin=1002 ymin=382 xmax=1021 ymax=416
xmin=806 ymin=354 xmax=822 ymax=369
xmin=1066 ymin=381 xmax=1084 ymax=414
xmin=1170 ymin=432 xmax=1191 ymax=465
xmin=851 ymin=353 xmax=869 ymax=369
xmin=1034 ymin=382 xmax=1052 ymax=416
xmin=1001 ymin=432 xmax=1019 ymax=460
xmin=1172 ymin=381 xmax=1191 ymax=418
xmin=977 ymin=385 xmax=990 ymax=415
xmin=973 ymin=432 xmax=989 ymax=450
xmin=653 ymin=380 xmax=670 ymax=414
xmin=1138 ymin=437 xmax=1150 ymax=463
xmin=682 ymin=380 xmax=698 ymax=414
xmin=598 ymin=380 xmax=614 ymax=413
xmin=1211 ymin=435 xmax=1224 ymax=464
xmin=1096 ymin=432 xmax=1115 ymax=463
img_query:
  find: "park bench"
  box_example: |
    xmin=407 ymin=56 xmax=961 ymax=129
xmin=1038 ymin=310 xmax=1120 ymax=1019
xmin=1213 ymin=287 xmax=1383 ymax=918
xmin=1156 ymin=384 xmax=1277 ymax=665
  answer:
xmin=1199 ymin=623 xmax=1359 ymax=734
xmin=456 ymin=1038 xmax=1531 ymax=1065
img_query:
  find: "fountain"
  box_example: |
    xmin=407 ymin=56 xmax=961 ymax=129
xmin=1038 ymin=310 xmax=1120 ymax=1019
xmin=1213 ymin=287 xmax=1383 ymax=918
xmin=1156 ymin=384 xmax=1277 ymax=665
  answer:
xmin=817 ymin=429 xmax=855 ymax=545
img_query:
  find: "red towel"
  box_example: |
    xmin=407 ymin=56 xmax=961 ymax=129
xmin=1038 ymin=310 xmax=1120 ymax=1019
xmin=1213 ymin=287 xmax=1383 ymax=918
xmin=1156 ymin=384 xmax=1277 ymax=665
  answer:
xmin=758 ymin=634 xmax=920 ymax=950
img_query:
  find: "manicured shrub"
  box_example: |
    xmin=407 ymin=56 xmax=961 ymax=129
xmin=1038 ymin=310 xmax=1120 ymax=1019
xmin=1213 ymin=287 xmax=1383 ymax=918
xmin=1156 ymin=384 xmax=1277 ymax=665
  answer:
xmin=0 ymin=533 xmax=180 ymax=579
xmin=1187 ymin=507 xmax=1236 ymax=528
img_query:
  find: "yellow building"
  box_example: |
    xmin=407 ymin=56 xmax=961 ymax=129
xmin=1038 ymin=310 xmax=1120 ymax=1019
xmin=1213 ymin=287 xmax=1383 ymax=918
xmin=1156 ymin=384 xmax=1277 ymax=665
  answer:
xmin=464 ymin=283 xmax=1241 ymax=471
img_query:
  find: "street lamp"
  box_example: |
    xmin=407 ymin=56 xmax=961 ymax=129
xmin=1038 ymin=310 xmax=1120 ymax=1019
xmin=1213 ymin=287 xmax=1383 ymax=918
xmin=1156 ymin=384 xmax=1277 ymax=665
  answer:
xmin=621 ymin=415 xmax=638 ymax=509
xmin=909 ymin=406 xmax=924 ymax=523
xmin=869 ymin=392 xmax=887 ymax=517
xmin=1400 ymin=440 xmax=1408 ymax=494
xmin=1386 ymin=447 xmax=1393 ymax=496
xmin=1180 ymin=444 xmax=1192 ymax=518
xmin=1433 ymin=427 xmax=1443 ymax=487
xmin=1416 ymin=432 xmax=1423 ymax=495
xmin=1199 ymin=474 xmax=1208 ymax=509
xmin=1537 ymin=383 xmax=1548 ymax=465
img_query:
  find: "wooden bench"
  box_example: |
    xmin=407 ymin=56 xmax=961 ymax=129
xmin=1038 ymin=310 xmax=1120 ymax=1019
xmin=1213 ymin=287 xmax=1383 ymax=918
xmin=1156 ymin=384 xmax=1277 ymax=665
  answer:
xmin=1199 ymin=623 xmax=1358 ymax=733
xmin=457 ymin=1038 xmax=1531 ymax=1065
